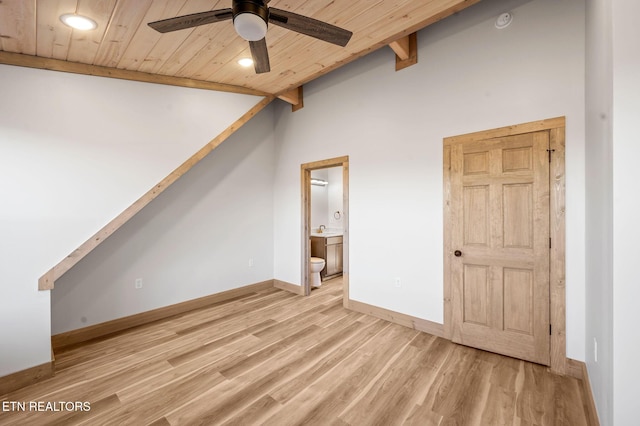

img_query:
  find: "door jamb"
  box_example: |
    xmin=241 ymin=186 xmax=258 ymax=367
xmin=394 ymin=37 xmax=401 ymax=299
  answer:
xmin=301 ymin=156 xmax=349 ymax=302
xmin=443 ymin=117 xmax=566 ymax=374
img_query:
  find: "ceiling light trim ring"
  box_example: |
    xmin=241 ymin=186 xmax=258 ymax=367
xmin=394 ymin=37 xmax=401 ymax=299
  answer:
xmin=59 ymin=13 xmax=98 ymax=31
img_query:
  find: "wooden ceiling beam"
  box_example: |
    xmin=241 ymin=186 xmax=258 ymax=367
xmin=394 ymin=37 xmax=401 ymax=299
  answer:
xmin=389 ymin=33 xmax=418 ymax=71
xmin=0 ymin=51 xmax=269 ymax=97
xmin=389 ymin=36 xmax=411 ymax=60
xmin=277 ymin=86 xmax=304 ymax=112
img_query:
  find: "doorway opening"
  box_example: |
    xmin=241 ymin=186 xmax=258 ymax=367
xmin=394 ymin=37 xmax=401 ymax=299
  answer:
xmin=301 ymin=156 xmax=349 ymax=303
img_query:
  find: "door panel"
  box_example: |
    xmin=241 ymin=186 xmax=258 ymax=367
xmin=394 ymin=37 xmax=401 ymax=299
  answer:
xmin=449 ymin=131 xmax=550 ymax=365
xmin=463 ymin=151 xmax=490 ymax=175
xmin=502 ymin=146 xmax=533 ymax=172
xmin=463 ymin=264 xmax=489 ymax=326
xmin=503 ymin=267 xmax=533 ymax=334
xmin=503 ymin=183 xmax=533 ymax=248
xmin=463 ymin=186 xmax=490 ymax=246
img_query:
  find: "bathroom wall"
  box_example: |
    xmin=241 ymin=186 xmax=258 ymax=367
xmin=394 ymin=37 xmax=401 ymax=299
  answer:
xmin=273 ymin=0 xmax=586 ymax=360
xmin=327 ymin=167 xmax=344 ymax=231
xmin=310 ymin=167 xmax=344 ymax=232
xmin=310 ymin=169 xmax=329 ymax=230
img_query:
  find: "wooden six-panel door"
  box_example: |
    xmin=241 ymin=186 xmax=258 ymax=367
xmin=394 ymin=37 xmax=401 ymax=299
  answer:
xmin=448 ymin=131 xmax=550 ymax=365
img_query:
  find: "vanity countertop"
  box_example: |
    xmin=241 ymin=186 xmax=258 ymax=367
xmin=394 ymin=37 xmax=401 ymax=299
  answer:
xmin=311 ymin=232 xmax=343 ymax=238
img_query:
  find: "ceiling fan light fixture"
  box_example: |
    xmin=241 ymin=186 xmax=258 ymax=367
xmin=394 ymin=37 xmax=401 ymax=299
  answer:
xmin=59 ymin=13 xmax=97 ymax=31
xmin=233 ymin=12 xmax=267 ymax=41
xmin=148 ymin=0 xmax=352 ymax=74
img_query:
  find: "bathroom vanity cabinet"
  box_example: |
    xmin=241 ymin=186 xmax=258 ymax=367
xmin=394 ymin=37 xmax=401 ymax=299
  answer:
xmin=311 ymin=235 xmax=343 ymax=281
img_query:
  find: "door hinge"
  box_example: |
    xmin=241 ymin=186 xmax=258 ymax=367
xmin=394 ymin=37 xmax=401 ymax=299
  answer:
xmin=549 ymin=324 xmax=552 ymax=335
xmin=547 ymin=148 xmax=556 ymax=163
xmin=549 ymin=237 xmax=552 ymax=249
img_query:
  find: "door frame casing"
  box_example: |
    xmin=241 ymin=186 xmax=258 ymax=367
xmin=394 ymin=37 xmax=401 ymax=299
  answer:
xmin=443 ymin=117 xmax=566 ymax=374
xmin=301 ymin=156 xmax=349 ymax=301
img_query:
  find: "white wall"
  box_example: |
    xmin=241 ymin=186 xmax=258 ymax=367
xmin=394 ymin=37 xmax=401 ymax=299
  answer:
xmin=0 ymin=64 xmax=261 ymax=376
xmin=273 ymin=0 xmax=586 ymax=360
xmin=311 ymin=169 xmax=329 ymax=230
xmin=612 ymin=1 xmax=640 ymax=424
xmin=52 ymin=105 xmax=275 ymax=334
xmin=327 ymin=167 xmax=344 ymax=230
xmin=585 ymin=0 xmax=613 ymax=423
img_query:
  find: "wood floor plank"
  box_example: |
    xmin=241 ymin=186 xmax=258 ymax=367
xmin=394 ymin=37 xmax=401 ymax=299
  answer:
xmin=429 ymin=351 xmax=494 ymax=426
xmin=210 ymin=318 xmax=384 ymax=425
xmin=53 ymin=359 xmax=172 ymax=407
xmin=99 ymin=366 xmax=227 ymax=424
xmin=268 ymin=319 xmax=389 ymax=404
xmin=53 ymin=322 xmax=175 ymax=356
xmin=404 ymin=403 xmax=445 ymax=426
xmin=478 ymin=384 xmax=518 ymax=425
xmin=551 ymin=375 xmax=590 ymax=426
xmin=167 ymin=320 xmax=277 ymax=367
xmin=54 ymin=330 xmax=178 ymax=371
xmin=339 ymin=333 xmax=446 ymax=425
xmin=147 ymin=417 xmax=172 ymax=426
xmin=421 ymin=344 xmax=479 ymax=413
xmin=292 ymin=310 xmax=367 ymax=351
xmin=0 ymin=278 xmax=592 ymax=425
xmin=516 ymin=362 xmax=557 ymax=425
xmin=116 ymin=352 xmax=240 ymax=403
xmin=482 ymin=350 xmax=523 ymax=391
xmin=219 ymin=395 xmax=282 ymax=426
xmin=406 ymin=337 xmax=457 ymax=404
xmin=165 ymin=290 xmax=293 ymax=334
xmin=220 ymin=324 xmax=325 ymax=379
xmin=50 ymin=394 xmax=122 ymax=426
xmin=164 ymin=348 xmax=308 ymax=425
xmin=263 ymin=324 xmax=419 ymax=425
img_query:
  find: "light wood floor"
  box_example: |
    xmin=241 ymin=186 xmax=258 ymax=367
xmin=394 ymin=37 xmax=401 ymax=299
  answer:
xmin=1 ymin=278 xmax=593 ymax=425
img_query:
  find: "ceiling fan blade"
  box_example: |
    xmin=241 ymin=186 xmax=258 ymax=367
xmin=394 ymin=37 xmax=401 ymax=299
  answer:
xmin=249 ymin=38 xmax=271 ymax=74
xmin=148 ymin=9 xmax=233 ymax=33
xmin=268 ymin=8 xmax=352 ymax=47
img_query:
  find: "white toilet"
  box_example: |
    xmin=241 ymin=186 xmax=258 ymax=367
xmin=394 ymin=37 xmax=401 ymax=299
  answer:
xmin=310 ymin=257 xmax=326 ymax=288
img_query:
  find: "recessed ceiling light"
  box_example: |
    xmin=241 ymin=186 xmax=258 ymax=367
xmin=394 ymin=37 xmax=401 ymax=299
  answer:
xmin=238 ymin=58 xmax=254 ymax=68
xmin=60 ymin=14 xmax=98 ymax=31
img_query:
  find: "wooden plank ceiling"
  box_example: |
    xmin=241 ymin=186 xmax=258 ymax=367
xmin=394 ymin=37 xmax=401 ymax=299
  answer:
xmin=0 ymin=0 xmax=481 ymax=97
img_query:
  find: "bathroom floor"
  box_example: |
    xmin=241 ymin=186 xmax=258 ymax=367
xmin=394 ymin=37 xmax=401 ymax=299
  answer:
xmin=1 ymin=278 xmax=592 ymax=425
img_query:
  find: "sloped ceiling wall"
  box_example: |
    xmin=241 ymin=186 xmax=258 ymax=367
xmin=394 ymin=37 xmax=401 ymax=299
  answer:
xmin=0 ymin=64 xmax=262 ymax=375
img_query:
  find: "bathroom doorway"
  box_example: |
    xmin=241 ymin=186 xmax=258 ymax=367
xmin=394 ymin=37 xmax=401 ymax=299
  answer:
xmin=301 ymin=156 xmax=349 ymax=303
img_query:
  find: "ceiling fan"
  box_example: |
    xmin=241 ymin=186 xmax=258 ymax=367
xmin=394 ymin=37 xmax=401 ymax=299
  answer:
xmin=148 ymin=0 xmax=353 ymax=74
